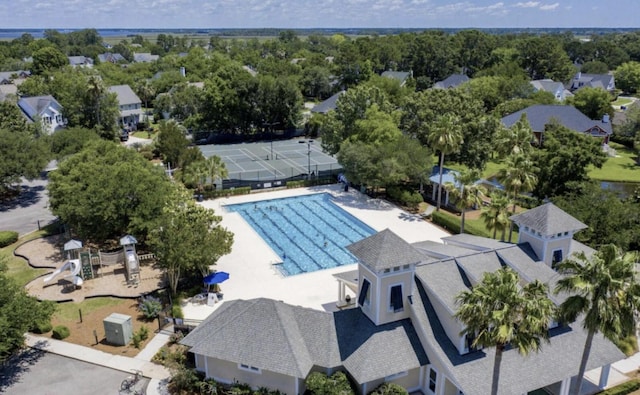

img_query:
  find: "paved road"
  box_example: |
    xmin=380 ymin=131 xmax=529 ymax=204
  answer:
xmin=0 ymin=176 xmax=57 ymax=236
xmin=0 ymin=349 xmax=149 ymax=395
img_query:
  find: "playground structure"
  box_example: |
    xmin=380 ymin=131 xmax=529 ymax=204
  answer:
xmin=42 ymin=234 xmax=144 ymax=289
xmin=43 ymin=258 xmax=83 ymax=288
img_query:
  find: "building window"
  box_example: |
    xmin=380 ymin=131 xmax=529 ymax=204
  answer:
xmin=358 ymin=278 xmax=371 ymax=307
xmin=428 ymin=368 xmax=437 ymax=392
xmin=389 ymin=285 xmax=404 ymax=313
xmin=384 ymin=371 xmax=408 ymax=381
xmin=552 ymin=249 xmax=563 ymax=269
xmin=464 ymin=334 xmax=478 ymax=353
xmin=238 ymin=364 xmax=261 ymax=374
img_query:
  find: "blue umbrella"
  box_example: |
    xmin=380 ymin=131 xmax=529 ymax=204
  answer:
xmin=203 ymin=271 xmax=230 ymax=285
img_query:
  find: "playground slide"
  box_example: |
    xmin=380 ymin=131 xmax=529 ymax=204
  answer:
xmin=43 ymin=259 xmax=83 ymax=286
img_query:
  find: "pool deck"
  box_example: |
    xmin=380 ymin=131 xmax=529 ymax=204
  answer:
xmin=184 ymin=184 xmax=450 ymax=321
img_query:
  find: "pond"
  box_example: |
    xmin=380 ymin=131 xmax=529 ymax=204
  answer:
xmin=600 ymin=181 xmax=640 ymax=198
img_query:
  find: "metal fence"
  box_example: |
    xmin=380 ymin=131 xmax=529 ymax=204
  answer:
xmin=222 ymin=163 xmax=343 ymax=190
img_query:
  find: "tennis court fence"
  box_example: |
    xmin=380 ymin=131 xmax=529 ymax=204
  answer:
xmin=223 ymin=163 xmax=343 ymax=190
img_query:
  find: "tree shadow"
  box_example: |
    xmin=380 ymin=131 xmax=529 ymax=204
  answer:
xmin=0 ymin=184 xmax=45 ymax=211
xmin=0 ymin=346 xmax=46 ymax=392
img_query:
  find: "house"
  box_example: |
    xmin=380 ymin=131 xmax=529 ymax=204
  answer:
xmin=17 ymin=95 xmax=65 ymax=134
xmin=501 ymin=104 xmax=613 ymax=145
xmin=97 ymin=53 xmax=126 ymax=64
xmin=108 ymin=85 xmax=143 ymax=128
xmin=381 ymin=71 xmax=412 ymax=87
xmin=432 ymin=74 xmax=469 ymax=89
xmin=68 ymin=56 xmax=94 ymax=68
xmin=133 ymin=52 xmax=159 ymax=63
xmin=181 ymin=203 xmax=623 ymax=395
xmin=569 ymin=72 xmax=615 ymax=93
xmin=0 ymin=70 xmax=30 ymax=85
xmin=530 ymin=79 xmax=573 ymax=101
xmin=310 ymin=91 xmax=345 ymax=114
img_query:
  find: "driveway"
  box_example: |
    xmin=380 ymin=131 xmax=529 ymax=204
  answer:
xmin=0 ymin=176 xmax=57 ymax=236
xmin=0 ymin=349 xmax=149 ymax=395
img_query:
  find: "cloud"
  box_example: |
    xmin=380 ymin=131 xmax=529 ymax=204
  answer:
xmin=539 ymin=2 xmax=559 ymax=11
xmin=514 ymin=1 xmax=539 ymax=7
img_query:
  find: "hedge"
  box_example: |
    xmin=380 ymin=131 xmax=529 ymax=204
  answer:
xmin=201 ymin=187 xmax=251 ymax=199
xmin=599 ymin=379 xmax=640 ymax=395
xmin=431 ymin=210 xmax=492 ymax=238
xmin=52 ymin=325 xmax=70 ymax=340
xmin=31 ymin=320 xmax=53 ymax=334
xmin=0 ymin=231 xmax=19 ymax=247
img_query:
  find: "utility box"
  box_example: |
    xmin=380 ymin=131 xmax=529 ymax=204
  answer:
xmin=103 ymin=313 xmax=133 ymax=346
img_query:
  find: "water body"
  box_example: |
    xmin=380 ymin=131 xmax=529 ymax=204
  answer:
xmin=600 ymin=181 xmax=639 ymax=198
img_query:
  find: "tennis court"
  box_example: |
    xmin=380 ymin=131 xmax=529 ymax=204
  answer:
xmin=198 ymin=139 xmax=342 ymax=188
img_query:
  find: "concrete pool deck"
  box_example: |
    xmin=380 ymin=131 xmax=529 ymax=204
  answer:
xmin=184 ymin=184 xmax=450 ymax=321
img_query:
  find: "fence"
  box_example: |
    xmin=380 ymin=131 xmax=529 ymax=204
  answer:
xmin=223 ymin=163 xmax=343 ymax=190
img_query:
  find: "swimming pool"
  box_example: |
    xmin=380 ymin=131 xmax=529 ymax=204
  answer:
xmin=226 ymin=193 xmax=375 ymax=276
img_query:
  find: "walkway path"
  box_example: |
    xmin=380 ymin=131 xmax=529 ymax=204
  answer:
xmin=25 ymin=330 xmax=172 ymax=395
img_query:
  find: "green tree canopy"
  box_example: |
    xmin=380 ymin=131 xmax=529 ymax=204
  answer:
xmin=148 ymin=186 xmax=234 ymax=295
xmin=48 ymin=140 xmax=173 ymax=242
xmin=31 ymin=46 xmax=68 ymax=75
xmin=568 ymin=87 xmax=614 ymax=120
xmin=614 ymin=61 xmax=640 ymax=94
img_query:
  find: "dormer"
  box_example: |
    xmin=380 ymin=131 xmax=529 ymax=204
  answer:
xmin=510 ymin=203 xmax=587 ymax=268
xmin=347 ymin=229 xmax=424 ymax=326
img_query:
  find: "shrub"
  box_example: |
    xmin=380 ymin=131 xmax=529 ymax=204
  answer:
xmin=0 ymin=231 xmax=19 ymax=247
xmin=387 ymin=186 xmax=423 ymax=210
xmin=369 ymin=382 xmax=409 ymax=395
xmin=31 ymin=320 xmax=53 ymax=334
xmin=52 ymin=325 xmax=70 ymax=340
xmin=305 ymin=371 xmax=355 ymax=395
xmin=152 ymin=345 xmax=187 ymax=367
xmin=131 ymin=326 xmax=150 ymax=349
xmin=138 ymin=295 xmax=163 ymax=319
xmin=599 ymin=379 xmax=640 ymax=395
xmin=169 ymin=365 xmax=201 ymax=394
xmin=172 ymin=303 xmax=184 ymax=319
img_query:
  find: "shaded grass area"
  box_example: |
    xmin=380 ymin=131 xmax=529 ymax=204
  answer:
xmin=1 ymin=228 xmax=52 ymax=286
xmin=589 ymin=142 xmax=640 ymax=182
xmin=431 ymin=209 xmax=519 ymax=241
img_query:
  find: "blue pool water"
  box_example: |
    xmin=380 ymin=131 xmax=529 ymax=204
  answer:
xmin=226 ymin=193 xmax=375 ymax=276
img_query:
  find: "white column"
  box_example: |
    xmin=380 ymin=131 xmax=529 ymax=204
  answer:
xmin=559 ymin=377 xmax=571 ymax=395
xmin=338 ymin=282 xmax=343 ymax=302
xmin=599 ymin=364 xmax=611 ymax=389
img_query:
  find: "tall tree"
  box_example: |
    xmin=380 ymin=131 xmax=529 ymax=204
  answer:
xmin=456 ymin=268 xmax=555 ymax=395
xmin=427 ymin=113 xmax=463 ymax=211
xmin=480 ymin=191 xmax=511 ymax=240
xmin=555 ymin=245 xmax=640 ymax=395
xmin=497 ymin=154 xmax=538 ymax=242
xmin=568 ymin=87 xmax=614 ymax=120
xmin=444 ymin=169 xmax=486 ymax=234
xmin=496 ymin=113 xmax=534 ymax=157
xmin=31 ymin=46 xmax=68 ymax=75
xmin=205 ymin=155 xmax=228 ymax=189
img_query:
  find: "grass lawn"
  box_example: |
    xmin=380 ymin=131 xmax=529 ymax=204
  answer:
xmin=588 ymin=142 xmax=640 ymax=182
xmin=1 ymin=229 xmax=50 ymax=286
xmin=612 ymin=97 xmax=635 ymax=107
xmin=52 ymin=297 xmax=125 ymax=321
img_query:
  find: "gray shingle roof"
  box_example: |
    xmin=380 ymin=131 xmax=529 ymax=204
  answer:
xmin=510 ymin=202 xmax=587 ymax=236
xmin=347 ymin=229 xmax=426 ymax=272
xmin=108 ymin=85 xmax=141 ymax=106
xmin=411 ymin=280 xmax=624 ymax=395
xmin=412 ymin=240 xmax=476 ymax=259
xmin=133 ymin=52 xmax=159 ymax=63
xmin=381 ymin=71 xmax=411 ymax=84
xmin=454 ymin=251 xmax=504 ymax=283
xmin=181 ymin=298 xmax=428 ymax=383
xmin=433 ymin=74 xmax=469 ymax=89
xmin=98 ymin=53 xmax=126 ymax=63
xmin=501 ymin=104 xmax=613 ymax=135
xmin=441 ymin=233 xmax=511 ymax=251
xmin=17 ymin=95 xmax=62 ymax=120
xmin=416 ymin=260 xmax=469 ymax=314
xmin=311 ymin=91 xmax=344 ymax=114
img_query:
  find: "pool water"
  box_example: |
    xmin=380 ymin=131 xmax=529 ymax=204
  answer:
xmin=226 ymin=193 xmax=375 ymax=276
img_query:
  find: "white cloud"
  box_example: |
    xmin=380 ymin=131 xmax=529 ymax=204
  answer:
xmin=539 ymin=2 xmax=560 ymax=11
xmin=514 ymin=1 xmax=539 ymax=7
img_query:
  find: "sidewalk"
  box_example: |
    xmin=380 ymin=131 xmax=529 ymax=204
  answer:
xmin=26 ymin=330 xmax=172 ymax=395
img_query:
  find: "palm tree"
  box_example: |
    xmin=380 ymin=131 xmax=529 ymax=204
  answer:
xmin=497 ymin=113 xmax=534 ymax=157
xmin=427 ymin=113 xmax=463 ymax=211
xmin=205 ymin=155 xmax=228 ymax=190
xmin=444 ymin=169 xmax=486 ymax=234
xmin=554 ymin=245 xmax=640 ymax=395
xmin=183 ymin=160 xmax=208 ymax=193
xmin=497 ymin=154 xmax=538 ymax=242
xmin=86 ymin=74 xmax=105 ymax=128
xmin=456 ymin=267 xmax=555 ymax=395
xmin=480 ymin=191 xmax=511 ymax=240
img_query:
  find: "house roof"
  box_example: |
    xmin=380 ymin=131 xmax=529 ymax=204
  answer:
xmin=433 ymin=74 xmax=469 ymax=89
xmin=347 ymin=229 xmax=426 ymax=272
xmin=68 ymin=56 xmax=92 ymax=66
xmin=501 ymin=104 xmax=613 ymax=135
xmin=571 ymin=73 xmax=614 ymax=91
xmin=412 ymin=240 xmax=475 ymax=260
xmin=97 ymin=53 xmax=126 ymax=63
xmin=17 ymin=95 xmax=62 ymax=120
xmin=181 ymin=298 xmax=428 ymax=382
xmin=133 ymin=53 xmax=159 ymax=63
xmin=0 ymin=70 xmax=30 ymax=83
xmin=411 ymin=278 xmax=623 ymax=395
xmin=442 ymin=233 xmax=511 ymax=251
xmin=311 ymin=91 xmax=344 ymax=114
xmin=510 ymin=202 xmax=587 ymax=236
xmin=416 ymin=260 xmax=469 ymax=314
xmin=381 ymin=71 xmax=411 ymax=84
xmin=454 ymin=251 xmax=504 ymax=283
xmin=108 ymin=85 xmax=141 ymax=106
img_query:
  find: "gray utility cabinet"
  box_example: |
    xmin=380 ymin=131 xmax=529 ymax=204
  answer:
xmin=103 ymin=313 xmax=133 ymax=346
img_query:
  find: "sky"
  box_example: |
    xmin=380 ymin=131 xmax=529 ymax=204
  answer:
xmin=1 ymin=0 xmax=638 ymax=30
